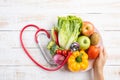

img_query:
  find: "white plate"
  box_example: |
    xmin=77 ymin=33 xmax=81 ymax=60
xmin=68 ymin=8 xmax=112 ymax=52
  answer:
xmin=37 ymin=26 xmax=103 ymax=72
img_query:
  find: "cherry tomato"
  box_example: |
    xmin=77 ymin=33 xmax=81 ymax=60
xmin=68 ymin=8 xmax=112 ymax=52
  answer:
xmin=67 ymin=50 xmax=72 ymax=55
xmin=56 ymin=50 xmax=62 ymax=54
xmin=88 ymin=46 xmax=100 ymax=59
xmin=62 ymin=50 xmax=68 ymax=57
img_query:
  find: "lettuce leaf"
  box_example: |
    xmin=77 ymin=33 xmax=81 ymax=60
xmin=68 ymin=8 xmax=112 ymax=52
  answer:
xmin=58 ymin=16 xmax=82 ymax=49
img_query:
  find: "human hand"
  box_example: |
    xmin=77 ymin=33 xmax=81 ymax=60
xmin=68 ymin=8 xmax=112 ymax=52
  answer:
xmin=93 ymin=47 xmax=107 ymax=80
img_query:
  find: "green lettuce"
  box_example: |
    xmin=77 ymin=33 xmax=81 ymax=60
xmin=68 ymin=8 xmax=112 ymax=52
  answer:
xmin=58 ymin=16 xmax=82 ymax=49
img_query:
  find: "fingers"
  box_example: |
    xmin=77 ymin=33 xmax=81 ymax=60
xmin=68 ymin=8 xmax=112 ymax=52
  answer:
xmin=99 ymin=47 xmax=104 ymax=57
xmin=96 ymin=46 xmax=107 ymax=60
xmin=103 ymin=48 xmax=108 ymax=59
xmin=100 ymin=46 xmax=108 ymax=62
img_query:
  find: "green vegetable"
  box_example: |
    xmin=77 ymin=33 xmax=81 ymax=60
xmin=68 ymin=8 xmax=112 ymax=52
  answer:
xmin=50 ymin=44 xmax=59 ymax=55
xmin=58 ymin=16 xmax=82 ymax=49
xmin=47 ymin=41 xmax=55 ymax=50
xmin=51 ymin=27 xmax=58 ymax=42
xmin=47 ymin=40 xmax=59 ymax=55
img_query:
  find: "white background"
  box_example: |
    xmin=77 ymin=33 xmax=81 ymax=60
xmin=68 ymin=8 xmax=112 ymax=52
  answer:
xmin=0 ymin=0 xmax=120 ymax=80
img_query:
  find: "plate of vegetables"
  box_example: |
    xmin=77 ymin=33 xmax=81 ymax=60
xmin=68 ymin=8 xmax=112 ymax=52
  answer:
xmin=46 ymin=15 xmax=103 ymax=72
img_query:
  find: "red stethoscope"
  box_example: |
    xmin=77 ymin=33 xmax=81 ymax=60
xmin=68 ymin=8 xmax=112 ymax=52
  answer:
xmin=20 ymin=24 xmax=72 ymax=71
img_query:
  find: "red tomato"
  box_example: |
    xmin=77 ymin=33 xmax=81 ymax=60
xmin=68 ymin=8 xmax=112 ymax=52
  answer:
xmin=88 ymin=46 xmax=100 ymax=59
xmin=67 ymin=50 xmax=72 ymax=55
xmin=56 ymin=50 xmax=62 ymax=54
xmin=82 ymin=21 xmax=94 ymax=36
xmin=62 ymin=50 xmax=68 ymax=57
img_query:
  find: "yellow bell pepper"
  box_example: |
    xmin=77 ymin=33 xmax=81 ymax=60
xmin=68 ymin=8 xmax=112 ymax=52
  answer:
xmin=68 ymin=50 xmax=88 ymax=72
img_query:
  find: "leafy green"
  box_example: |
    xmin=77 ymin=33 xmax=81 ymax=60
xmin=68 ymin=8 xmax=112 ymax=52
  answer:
xmin=50 ymin=44 xmax=59 ymax=56
xmin=47 ymin=40 xmax=59 ymax=55
xmin=58 ymin=16 xmax=82 ymax=49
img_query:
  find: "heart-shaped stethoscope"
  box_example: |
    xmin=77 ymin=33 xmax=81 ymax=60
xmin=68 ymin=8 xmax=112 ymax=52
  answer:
xmin=20 ymin=24 xmax=72 ymax=71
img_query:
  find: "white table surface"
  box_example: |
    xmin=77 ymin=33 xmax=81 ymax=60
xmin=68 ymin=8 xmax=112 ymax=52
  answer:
xmin=0 ymin=0 xmax=120 ymax=80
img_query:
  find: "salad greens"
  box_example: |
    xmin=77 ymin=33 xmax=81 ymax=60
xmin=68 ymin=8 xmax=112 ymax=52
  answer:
xmin=47 ymin=41 xmax=59 ymax=55
xmin=58 ymin=16 xmax=82 ymax=49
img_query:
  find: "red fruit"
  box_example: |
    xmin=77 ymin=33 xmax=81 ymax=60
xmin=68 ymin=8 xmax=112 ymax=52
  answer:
xmin=62 ymin=50 xmax=68 ymax=57
xmin=56 ymin=50 xmax=62 ymax=55
xmin=67 ymin=50 xmax=72 ymax=55
xmin=82 ymin=21 xmax=94 ymax=36
xmin=54 ymin=30 xmax=59 ymax=46
xmin=88 ymin=46 xmax=100 ymax=59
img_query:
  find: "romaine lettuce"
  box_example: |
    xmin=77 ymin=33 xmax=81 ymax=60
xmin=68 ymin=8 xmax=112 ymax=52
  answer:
xmin=58 ymin=16 xmax=82 ymax=49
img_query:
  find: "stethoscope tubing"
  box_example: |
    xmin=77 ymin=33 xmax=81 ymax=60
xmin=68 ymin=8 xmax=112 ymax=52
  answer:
xmin=20 ymin=24 xmax=72 ymax=71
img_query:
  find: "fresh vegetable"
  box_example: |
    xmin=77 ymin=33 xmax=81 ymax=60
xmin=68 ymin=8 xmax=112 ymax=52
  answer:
xmin=56 ymin=49 xmax=62 ymax=55
xmin=68 ymin=50 xmax=88 ymax=72
xmin=58 ymin=16 xmax=82 ymax=49
xmin=47 ymin=41 xmax=55 ymax=50
xmin=88 ymin=46 xmax=100 ymax=59
xmin=53 ymin=54 xmax=65 ymax=65
xmin=70 ymin=42 xmax=80 ymax=51
xmin=51 ymin=27 xmax=59 ymax=46
xmin=49 ymin=44 xmax=59 ymax=56
xmin=56 ymin=49 xmax=69 ymax=57
xmin=81 ymin=21 xmax=94 ymax=36
xmin=62 ymin=50 xmax=68 ymax=57
xmin=77 ymin=36 xmax=90 ymax=50
xmin=67 ymin=50 xmax=73 ymax=55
